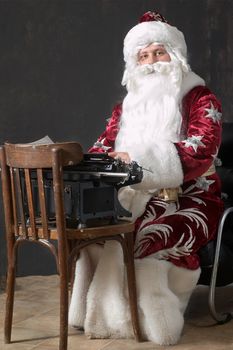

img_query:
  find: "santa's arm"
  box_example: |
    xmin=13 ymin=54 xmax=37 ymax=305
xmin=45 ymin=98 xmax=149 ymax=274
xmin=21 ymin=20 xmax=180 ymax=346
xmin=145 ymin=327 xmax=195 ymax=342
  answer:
xmin=88 ymin=104 xmax=122 ymax=153
xmin=175 ymin=88 xmax=222 ymax=182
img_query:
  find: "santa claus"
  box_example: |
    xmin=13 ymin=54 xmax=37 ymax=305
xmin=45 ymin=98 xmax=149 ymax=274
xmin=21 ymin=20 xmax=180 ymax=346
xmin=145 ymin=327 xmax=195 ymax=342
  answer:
xmin=69 ymin=11 xmax=223 ymax=345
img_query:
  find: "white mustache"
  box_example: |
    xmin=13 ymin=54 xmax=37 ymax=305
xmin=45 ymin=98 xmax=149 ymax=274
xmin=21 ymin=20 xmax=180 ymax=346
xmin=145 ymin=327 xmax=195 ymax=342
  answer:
xmin=122 ymin=61 xmax=180 ymax=86
xmin=122 ymin=61 xmax=184 ymax=92
xmin=135 ymin=61 xmax=178 ymax=75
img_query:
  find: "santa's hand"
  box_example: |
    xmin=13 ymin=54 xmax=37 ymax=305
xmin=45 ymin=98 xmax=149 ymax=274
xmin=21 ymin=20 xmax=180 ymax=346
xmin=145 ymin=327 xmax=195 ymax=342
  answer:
xmin=108 ymin=151 xmax=131 ymax=164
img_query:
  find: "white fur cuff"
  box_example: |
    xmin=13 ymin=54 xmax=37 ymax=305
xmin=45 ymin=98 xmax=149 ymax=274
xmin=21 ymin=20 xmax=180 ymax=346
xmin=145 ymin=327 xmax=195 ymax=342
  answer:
xmin=133 ymin=140 xmax=183 ymax=190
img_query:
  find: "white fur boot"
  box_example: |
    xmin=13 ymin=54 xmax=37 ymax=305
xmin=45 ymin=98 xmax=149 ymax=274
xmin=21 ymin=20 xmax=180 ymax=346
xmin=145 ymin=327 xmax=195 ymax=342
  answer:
xmin=84 ymin=241 xmax=133 ymax=339
xmin=68 ymin=244 xmax=103 ymax=327
xmin=135 ymin=258 xmax=185 ymax=345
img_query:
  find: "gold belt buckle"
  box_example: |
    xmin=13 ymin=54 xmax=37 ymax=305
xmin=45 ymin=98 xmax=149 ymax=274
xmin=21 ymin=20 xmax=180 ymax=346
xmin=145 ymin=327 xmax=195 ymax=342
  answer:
xmin=158 ymin=187 xmax=181 ymax=203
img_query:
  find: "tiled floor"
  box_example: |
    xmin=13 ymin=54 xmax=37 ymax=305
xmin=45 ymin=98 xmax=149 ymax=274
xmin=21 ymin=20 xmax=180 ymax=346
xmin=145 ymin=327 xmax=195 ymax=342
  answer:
xmin=0 ymin=275 xmax=233 ymax=349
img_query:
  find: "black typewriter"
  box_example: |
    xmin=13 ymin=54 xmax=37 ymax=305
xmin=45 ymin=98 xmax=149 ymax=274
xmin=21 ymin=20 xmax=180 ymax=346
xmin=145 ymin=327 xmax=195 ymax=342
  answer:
xmin=29 ymin=153 xmax=143 ymax=228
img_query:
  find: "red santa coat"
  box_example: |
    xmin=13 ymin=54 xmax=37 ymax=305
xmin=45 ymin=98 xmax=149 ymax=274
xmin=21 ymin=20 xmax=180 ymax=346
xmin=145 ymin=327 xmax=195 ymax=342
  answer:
xmin=89 ymin=85 xmax=223 ymax=270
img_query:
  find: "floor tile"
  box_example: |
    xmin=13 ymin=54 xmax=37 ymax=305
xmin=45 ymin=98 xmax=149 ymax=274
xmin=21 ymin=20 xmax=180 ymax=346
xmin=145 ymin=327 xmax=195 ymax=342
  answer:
xmin=0 ymin=275 xmax=233 ymax=349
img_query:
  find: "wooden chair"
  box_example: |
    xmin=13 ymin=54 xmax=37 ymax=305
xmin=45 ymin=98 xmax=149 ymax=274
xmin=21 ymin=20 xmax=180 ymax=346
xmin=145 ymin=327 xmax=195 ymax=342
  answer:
xmin=0 ymin=142 xmax=141 ymax=350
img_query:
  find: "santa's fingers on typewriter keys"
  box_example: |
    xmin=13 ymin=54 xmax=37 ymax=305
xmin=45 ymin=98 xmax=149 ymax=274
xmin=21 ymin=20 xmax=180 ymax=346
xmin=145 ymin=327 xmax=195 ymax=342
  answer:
xmin=108 ymin=151 xmax=131 ymax=164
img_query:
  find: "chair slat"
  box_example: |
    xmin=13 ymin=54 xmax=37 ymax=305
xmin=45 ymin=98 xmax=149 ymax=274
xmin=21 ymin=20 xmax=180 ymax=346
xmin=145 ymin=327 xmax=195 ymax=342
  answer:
xmin=37 ymin=169 xmax=49 ymax=239
xmin=24 ymin=169 xmax=37 ymax=239
xmin=9 ymin=168 xmax=19 ymax=236
xmin=14 ymin=168 xmax=27 ymax=237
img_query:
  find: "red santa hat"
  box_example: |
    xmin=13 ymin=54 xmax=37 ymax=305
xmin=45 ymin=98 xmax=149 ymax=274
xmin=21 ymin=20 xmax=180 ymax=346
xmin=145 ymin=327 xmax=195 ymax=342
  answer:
xmin=123 ymin=11 xmax=189 ymax=73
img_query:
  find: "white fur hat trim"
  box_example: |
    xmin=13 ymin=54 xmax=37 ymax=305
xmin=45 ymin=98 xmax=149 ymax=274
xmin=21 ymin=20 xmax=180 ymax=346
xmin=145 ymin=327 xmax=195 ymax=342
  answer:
xmin=123 ymin=21 xmax=187 ymax=70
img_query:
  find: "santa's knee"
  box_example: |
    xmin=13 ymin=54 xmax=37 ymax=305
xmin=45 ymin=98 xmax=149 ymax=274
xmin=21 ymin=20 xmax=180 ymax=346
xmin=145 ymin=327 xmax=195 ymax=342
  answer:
xmin=85 ymin=243 xmax=104 ymax=270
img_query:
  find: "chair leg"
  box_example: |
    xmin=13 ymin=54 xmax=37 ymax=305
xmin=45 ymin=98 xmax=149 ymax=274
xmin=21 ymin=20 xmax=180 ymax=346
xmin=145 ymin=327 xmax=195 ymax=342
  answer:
xmin=4 ymin=261 xmax=16 ymax=343
xmin=208 ymin=207 xmax=233 ymax=324
xmin=59 ymin=273 xmax=69 ymax=350
xmin=125 ymin=233 xmax=142 ymax=342
xmin=208 ymin=281 xmax=232 ymax=324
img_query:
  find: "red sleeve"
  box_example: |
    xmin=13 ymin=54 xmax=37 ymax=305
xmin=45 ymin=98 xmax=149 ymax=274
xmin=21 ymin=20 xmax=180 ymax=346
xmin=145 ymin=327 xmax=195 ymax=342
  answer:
xmin=176 ymin=86 xmax=222 ymax=182
xmin=88 ymin=104 xmax=122 ymax=153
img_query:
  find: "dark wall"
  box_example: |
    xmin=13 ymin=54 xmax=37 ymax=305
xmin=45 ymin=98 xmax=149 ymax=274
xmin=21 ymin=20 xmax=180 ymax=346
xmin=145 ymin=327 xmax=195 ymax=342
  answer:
xmin=0 ymin=0 xmax=232 ymax=276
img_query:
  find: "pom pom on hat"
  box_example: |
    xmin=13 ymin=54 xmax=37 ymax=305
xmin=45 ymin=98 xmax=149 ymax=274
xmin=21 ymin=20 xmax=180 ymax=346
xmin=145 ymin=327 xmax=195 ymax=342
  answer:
xmin=139 ymin=11 xmax=169 ymax=24
xmin=123 ymin=10 xmax=189 ymax=73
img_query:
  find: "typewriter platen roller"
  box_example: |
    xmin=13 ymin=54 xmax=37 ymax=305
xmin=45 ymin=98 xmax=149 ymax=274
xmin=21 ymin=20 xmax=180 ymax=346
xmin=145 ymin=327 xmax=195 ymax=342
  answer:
xmin=66 ymin=153 xmax=143 ymax=186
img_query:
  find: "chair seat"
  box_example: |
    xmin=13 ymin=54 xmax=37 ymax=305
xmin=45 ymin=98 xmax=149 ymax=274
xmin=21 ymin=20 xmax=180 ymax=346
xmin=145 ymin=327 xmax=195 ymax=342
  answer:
xmin=67 ymin=219 xmax=135 ymax=239
xmin=18 ymin=219 xmax=135 ymax=240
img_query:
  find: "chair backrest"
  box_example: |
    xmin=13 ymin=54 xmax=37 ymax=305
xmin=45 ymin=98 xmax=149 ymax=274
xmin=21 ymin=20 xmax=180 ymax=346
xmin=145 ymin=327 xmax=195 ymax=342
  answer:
xmin=0 ymin=142 xmax=83 ymax=242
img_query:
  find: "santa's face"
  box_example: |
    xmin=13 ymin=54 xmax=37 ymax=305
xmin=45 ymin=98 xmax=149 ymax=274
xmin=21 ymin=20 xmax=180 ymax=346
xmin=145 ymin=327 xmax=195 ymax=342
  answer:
xmin=138 ymin=43 xmax=171 ymax=65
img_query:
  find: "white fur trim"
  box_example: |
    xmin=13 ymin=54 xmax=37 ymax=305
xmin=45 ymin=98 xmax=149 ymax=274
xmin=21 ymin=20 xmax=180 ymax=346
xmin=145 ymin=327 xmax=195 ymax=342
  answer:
xmin=132 ymin=139 xmax=184 ymax=191
xmin=123 ymin=21 xmax=187 ymax=71
xmin=118 ymin=187 xmax=154 ymax=221
xmin=180 ymin=71 xmax=205 ymax=100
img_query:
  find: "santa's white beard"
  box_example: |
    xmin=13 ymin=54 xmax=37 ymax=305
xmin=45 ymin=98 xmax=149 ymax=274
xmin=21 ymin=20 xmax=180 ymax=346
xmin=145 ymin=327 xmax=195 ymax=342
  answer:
xmin=115 ymin=61 xmax=183 ymax=160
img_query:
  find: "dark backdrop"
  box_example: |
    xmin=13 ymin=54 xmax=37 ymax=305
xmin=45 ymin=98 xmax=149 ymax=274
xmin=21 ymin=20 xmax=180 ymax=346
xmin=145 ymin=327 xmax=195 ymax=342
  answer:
xmin=0 ymin=0 xmax=232 ymax=277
